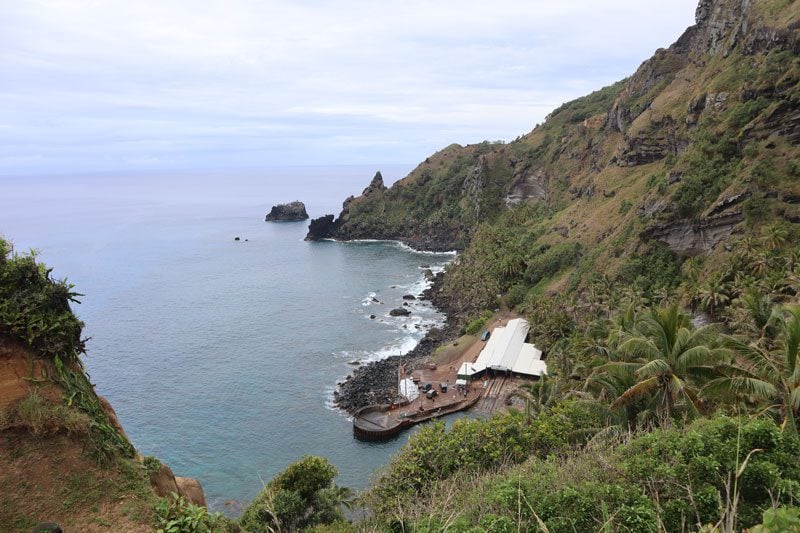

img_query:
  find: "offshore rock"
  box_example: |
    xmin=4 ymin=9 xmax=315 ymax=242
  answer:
xmin=305 ymin=214 xmax=338 ymax=241
xmin=265 ymin=201 xmax=309 ymax=222
xmin=390 ymin=307 xmax=411 ymax=317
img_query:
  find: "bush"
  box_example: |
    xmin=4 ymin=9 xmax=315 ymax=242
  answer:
xmin=619 ymin=243 xmax=682 ymax=296
xmin=672 ymin=131 xmax=739 ymax=217
xmin=524 ymin=243 xmax=584 ymax=285
xmin=154 ymin=493 xmax=229 ymax=533
xmin=464 ymin=310 xmax=494 ymax=335
xmin=240 ymin=456 xmax=349 ymax=532
xmin=0 ymin=239 xmax=86 ymax=361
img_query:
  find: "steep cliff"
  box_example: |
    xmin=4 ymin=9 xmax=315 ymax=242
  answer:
xmin=0 ymin=240 xmax=211 ymax=530
xmin=309 ymin=0 xmax=800 ymax=314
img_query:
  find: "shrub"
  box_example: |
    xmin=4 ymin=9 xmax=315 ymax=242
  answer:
xmin=240 ymin=456 xmax=348 ymax=532
xmin=465 ymin=310 xmax=494 ymax=335
xmin=0 ymin=239 xmax=85 ymax=361
xmin=524 ymin=243 xmax=584 ymax=285
xmin=154 ymin=493 xmax=229 ymax=533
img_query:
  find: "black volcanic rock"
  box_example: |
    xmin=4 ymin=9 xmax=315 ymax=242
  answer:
xmin=305 ymin=214 xmax=339 ymax=241
xmin=265 ymin=201 xmax=309 ymax=222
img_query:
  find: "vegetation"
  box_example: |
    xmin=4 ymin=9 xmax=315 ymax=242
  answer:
xmin=8 ymin=1 xmax=800 ymax=531
xmin=240 ymin=456 xmax=353 ymax=532
xmin=0 ymin=391 xmax=91 ymax=436
xmin=0 ymin=239 xmax=85 ymax=361
xmin=362 ymin=416 xmax=800 ymax=532
xmin=155 ymin=493 xmax=232 ymax=533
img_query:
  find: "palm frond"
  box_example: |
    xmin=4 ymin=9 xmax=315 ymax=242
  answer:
xmin=636 ymin=358 xmax=671 ymax=378
xmin=611 ymin=377 xmax=660 ymax=410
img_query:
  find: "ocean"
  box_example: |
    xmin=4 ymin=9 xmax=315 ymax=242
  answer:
xmin=0 ymin=165 xmax=457 ymax=511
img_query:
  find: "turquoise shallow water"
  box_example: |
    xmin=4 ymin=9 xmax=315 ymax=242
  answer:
xmin=0 ymin=166 xmax=456 ymax=511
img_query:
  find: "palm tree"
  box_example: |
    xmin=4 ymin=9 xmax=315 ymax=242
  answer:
xmin=607 ymin=304 xmax=730 ymax=422
xmin=766 ymin=223 xmax=789 ymax=251
xmin=504 ymin=376 xmax=562 ymax=422
xmin=729 ymin=288 xmax=774 ymax=340
xmin=705 ymin=306 xmax=800 ymax=435
xmin=698 ymin=277 xmax=731 ymax=318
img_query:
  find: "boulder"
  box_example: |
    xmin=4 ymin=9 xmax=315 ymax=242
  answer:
xmin=176 ymin=477 xmax=207 ymax=507
xmin=265 ymin=201 xmax=309 ymax=222
xmin=402 ymin=294 xmax=416 ymax=300
xmin=389 ymin=308 xmax=411 ymax=317
xmin=149 ymin=463 xmax=179 ymax=498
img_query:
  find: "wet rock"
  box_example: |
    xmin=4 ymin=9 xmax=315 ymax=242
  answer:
xmin=390 ymin=307 xmax=411 ymax=316
xmin=334 ymin=272 xmax=458 ymax=414
xmin=403 ymin=294 xmax=417 ymax=300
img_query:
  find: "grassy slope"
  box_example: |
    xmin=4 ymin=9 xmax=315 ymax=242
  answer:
xmin=333 ymin=0 xmax=800 ymax=319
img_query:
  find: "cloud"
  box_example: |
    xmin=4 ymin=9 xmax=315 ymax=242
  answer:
xmin=0 ymin=0 xmax=699 ymax=173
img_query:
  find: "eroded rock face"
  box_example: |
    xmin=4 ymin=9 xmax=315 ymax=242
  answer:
xmin=265 ymin=201 xmax=309 ymax=222
xmin=644 ymin=211 xmax=744 ymax=256
xmin=616 ymin=117 xmax=685 ymax=167
xmin=505 ymin=168 xmax=548 ymax=206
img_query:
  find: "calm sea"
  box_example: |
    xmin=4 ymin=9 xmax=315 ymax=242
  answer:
xmin=0 ymin=166 xmax=456 ymax=511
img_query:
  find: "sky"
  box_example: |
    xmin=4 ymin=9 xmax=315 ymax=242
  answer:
xmin=0 ymin=1 xmax=699 ymax=175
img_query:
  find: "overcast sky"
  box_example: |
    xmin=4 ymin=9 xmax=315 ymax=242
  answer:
xmin=0 ymin=1 xmax=699 ymax=175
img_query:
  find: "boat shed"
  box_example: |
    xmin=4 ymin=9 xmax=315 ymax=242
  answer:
xmin=471 ymin=318 xmax=546 ymax=378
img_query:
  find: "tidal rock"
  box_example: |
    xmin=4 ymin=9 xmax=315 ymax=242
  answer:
xmin=265 ymin=201 xmax=309 ymax=222
xmin=390 ymin=308 xmax=411 ymax=317
xmin=403 ymin=294 xmax=416 ymax=300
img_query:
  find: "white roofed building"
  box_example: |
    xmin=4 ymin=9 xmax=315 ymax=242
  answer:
xmin=470 ymin=318 xmax=546 ymax=378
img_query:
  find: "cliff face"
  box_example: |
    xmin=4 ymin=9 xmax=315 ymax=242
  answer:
xmin=0 ymin=244 xmax=208 ymax=529
xmin=310 ymin=0 xmax=799 ymax=266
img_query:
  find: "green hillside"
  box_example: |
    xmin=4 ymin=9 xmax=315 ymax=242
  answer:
xmin=299 ymin=1 xmax=800 ymax=530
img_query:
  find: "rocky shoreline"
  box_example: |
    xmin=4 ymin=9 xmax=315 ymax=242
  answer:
xmin=333 ymin=271 xmax=460 ymax=414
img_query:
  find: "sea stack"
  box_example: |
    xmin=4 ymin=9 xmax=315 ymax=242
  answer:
xmin=265 ymin=201 xmax=309 ymax=222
